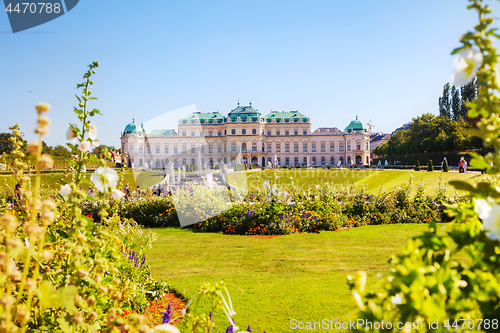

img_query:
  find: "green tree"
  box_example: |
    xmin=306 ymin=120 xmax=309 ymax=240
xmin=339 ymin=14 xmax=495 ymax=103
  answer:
xmin=442 ymin=158 xmax=449 ymax=172
xmin=0 ymin=132 xmax=27 ymax=154
xmin=414 ymin=160 xmax=421 ymax=171
xmin=439 ymin=83 xmax=451 ymax=118
xmin=451 ymin=86 xmax=462 ymax=120
xmin=427 ymin=160 xmax=433 ymax=172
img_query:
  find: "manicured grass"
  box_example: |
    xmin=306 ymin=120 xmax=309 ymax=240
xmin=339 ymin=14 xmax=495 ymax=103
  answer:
xmin=145 ymin=224 xmax=446 ymax=333
xmin=227 ymin=168 xmax=485 ymax=196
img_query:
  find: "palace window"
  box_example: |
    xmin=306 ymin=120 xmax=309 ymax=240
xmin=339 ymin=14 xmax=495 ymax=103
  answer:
xmin=303 ymin=157 xmax=307 ymax=165
xmin=276 ymin=144 xmax=280 ymax=152
xmin=303 ymin=130 xmax=307 ymax=135
xmin=285 ymin=157 xmax=290 ymax=166
xmin=294 ymin=143 xmax=298 ymax=152
xmin=303 ymin=143 xmax=307 ymax=152
xmin=231 ymin=129 xmax=236 ymax=135
xmin=174 ymin=145 xmax=178 ymax=154
xmin=267 ymin=144 xmax=272 ymax=152
xmin=330 ymin=142 xmax=334 ymax=152
xmin=209 ymin=130 xmax=213 ymax=136
xmin=156 ymin=144 xmax=160 ymax=154
xmin=312 ymin=143 xmax=316 ymax=152
xmin=218 ymin=131 xmax=222 ymax=136
xmin=285 ymin=130 xmax=289 ymax=135
xmin=321 ymin=143 xmax=325 ymax=152
xmin=339 ymin=143 xmax=344 ymax=151
xmin=252 ymin=143 xmax=257 ymax=151
xmin=182 ymin=145 xmax=187 ymax=154
xmin=285 ymin=144 xmax=290 ymax=152
xmin=294 ymin=157 xmax=299 ymax=166
xmin=232 ymin=143 xmax=237 ymax=152
xmin=129 ymin=144 xmax=134 ymax=153
xmin=182 ymin=132 xmax=186 ymax=137
xmin=242 ymin=143 xmax=247 ymax=151
xmin=218 ymin=144 xmax=222 ymax=153
xmin=191 ymin=145 xmax=195 ymax=153
xmin=146 ymin=145 xmax=151 ymax=154
xmin=164 ymin=145 xmax=168 ymax=154
xmin=356 ymin=143 xmax=361 ymax=151
xmin=242 ymin=129 xmax=246 ymax=135
xmin=209 ymin=144 xmax=213 ymax=153
xmin=267 ymin=131 xmax=271 ymax=136
xmin=330 ymin=156 xmax=335 ymax=165
xmin=252 ymin=129 xmax=257 ymax=135
xmin=201 ymin=145 xmax=204 ymax=153
xmin=276 ymin=130 xmax=280 ymax=135
xmin=347 ymin=144 xmax=351 ymax=151
xmin=294 ymin=129 xmax=298 ymax=135
xmin=191 ymin=131 xmax=195 ymax=136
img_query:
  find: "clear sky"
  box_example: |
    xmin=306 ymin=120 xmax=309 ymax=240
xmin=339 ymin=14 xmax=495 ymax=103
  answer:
xmin=1 ymin=0 xmax=498 ymax=147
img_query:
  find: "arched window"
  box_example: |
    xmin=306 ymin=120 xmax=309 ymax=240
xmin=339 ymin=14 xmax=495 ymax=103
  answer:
xmin=321 ymin=156 xmax=326 ymax=165
xmin=330 ymin=156 xmax=335 ymax=165
xmin=138 ymin=143 xmax=143 ymax=153
xmin=242 ymin=129 xmax=246 ymax=135
xmin=242 ymin=143 xmax=247 ymax=151
xmin=231 ymin=143 xmax=236 ymax=151
xmin=252 ymin=143 xmax=257 ymax=151
xmin=312 ymin=157 xmax=316 ymax=165
xmin=252 ymin=129 xmax=257 ymax=135
xmin=231 ymin=129 xmax=236 ymax=135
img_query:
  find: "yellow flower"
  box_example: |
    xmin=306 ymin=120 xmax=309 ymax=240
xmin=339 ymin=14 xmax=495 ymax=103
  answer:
xmin=35 ymin=102 xmax=51 ymax=114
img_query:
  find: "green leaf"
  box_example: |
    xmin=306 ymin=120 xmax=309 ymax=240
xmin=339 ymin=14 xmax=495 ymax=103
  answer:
xmin=56 ymin=230 xmax=69 ymax=238
xmin=449 ymin=181 xmax=475 ymax=193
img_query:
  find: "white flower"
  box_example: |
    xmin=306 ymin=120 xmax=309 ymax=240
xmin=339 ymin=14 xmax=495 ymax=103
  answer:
xmin=481 ymin=203 xmax=500 ymax=241
xmin=88 ymin=123 xmax=97 ymax=140
xmin=451 ymin=48 xmax=483 ymax=86
xmin=0 ymin=164 xmax=5 ymax=171
xmin=66 ymin=124 xmax=78 ymax=140
xmin=153 ymin=324 xmax=180 ymax=333
xmin=91 ymin=140 xmax=100 ymax=148
xmin=78 ymin=141 xmax=91 ymax=152
xmin=111 ymin=189 xmax=125 ymax=200
xmin=59 ymin=184 xmax=71 ymax=196
xmin=475 ymin=199 xmax=492 ymax=220
xmin=263 ymin=181 xmax=269 ymax=190
xmin=90 ymin=167 xmax=119 ymax=192
xmin=391 ymin=294 xmax=403 ymax=305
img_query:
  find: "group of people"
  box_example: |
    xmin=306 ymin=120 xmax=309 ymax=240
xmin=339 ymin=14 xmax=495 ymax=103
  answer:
xmin=458 ymin=157 xmax=468 ymax=173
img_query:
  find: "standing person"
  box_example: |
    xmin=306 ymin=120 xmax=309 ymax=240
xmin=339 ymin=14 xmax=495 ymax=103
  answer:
xmin=463 ymin=158 xmax=468 ymax=173
xmin=135 ymin=186 xmax=141 ymax=198
xmin=13 ymin=184 xmax=22 ymax=207
xmin=124 ymin=184 xmax=130 ymax=201
xmin=459 ymin=158 xmax=464 ymax=173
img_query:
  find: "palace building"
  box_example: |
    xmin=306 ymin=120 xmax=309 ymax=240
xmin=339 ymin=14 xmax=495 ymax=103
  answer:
xmin=120 ymin=104 xmax=371 ymax=168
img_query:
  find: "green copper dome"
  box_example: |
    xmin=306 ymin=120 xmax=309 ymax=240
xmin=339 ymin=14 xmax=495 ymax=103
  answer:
xmin=344 ymin=116 xmax=368 ymax=133
xmin=124 ymin=120 xmax=139 ymax=134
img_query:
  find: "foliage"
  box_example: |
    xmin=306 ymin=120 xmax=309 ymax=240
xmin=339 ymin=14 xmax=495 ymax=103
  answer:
xmin=415 ymin=160 xmax=421 ymax=171
xmin=427 ymin=159 xmax=433 ymax=172
xmin=443 ymin=158 xmax=449 ymax=172
xmin=346 ymin=1 xmax=500 ymax=331
xmin=0 ymin=64 xmax=172 ymax=333
xmin=373 ymin=113 xmax=483 ymax=156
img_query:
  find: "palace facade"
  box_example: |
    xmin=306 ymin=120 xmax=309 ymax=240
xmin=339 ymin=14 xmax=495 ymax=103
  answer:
xmin=120 ymin=104 xmax=371 ymax=168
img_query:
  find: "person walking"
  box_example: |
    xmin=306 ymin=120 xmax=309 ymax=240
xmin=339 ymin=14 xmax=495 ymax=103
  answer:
xmin=13 ymin=184 xmax=22 ymax=207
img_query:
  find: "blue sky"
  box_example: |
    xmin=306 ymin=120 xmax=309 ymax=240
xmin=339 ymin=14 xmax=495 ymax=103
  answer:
xmin=1 ymin=0 xmax=498 ymax=147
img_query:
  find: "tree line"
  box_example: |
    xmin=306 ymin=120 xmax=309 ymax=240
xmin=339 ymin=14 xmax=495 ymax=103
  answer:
xmin=0 ymin=132 xmax=119 ymax=158
xmin=373 ymin=80 xmax=483 ymax=156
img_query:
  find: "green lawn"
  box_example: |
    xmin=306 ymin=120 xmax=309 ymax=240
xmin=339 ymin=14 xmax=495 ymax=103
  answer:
xmin=145 ymin=224 xmax=453 ymax=333
xmin=227 ymin=168 xmax=485 ymax=196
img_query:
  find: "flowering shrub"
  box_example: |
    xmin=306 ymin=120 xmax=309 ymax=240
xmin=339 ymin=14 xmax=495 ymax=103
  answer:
xmin=345 ymin=1 xmax=500 ymax=331
xmin=113 ymin=179 xmax=463 ymax=235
